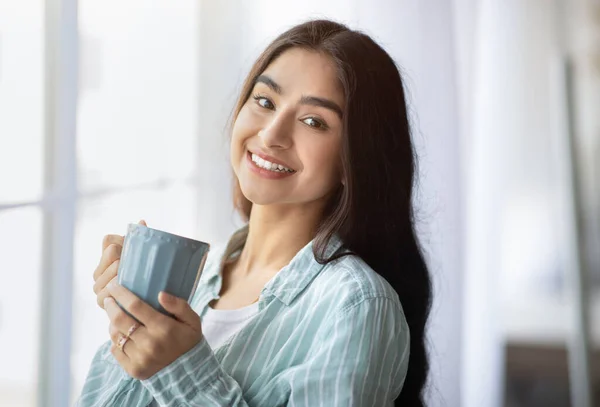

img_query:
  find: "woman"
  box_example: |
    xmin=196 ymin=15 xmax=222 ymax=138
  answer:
xmin=78 ymin=19 xmax=431 ymax=407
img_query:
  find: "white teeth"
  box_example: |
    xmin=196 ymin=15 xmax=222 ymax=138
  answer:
xmin=251 ymin=153 xmax=294 ymax=173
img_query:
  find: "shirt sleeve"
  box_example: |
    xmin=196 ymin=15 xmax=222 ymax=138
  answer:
xmin=75 ymin=340 xmax=152 ymax=407
xmin=139 ymin=296 xmax=410 ymax=407
xmin=283 ymin=296 xmax=409 ymax=406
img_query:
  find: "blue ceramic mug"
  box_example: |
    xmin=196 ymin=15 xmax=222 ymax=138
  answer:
xmin=117 ymin=223 xmax=210 ymax=317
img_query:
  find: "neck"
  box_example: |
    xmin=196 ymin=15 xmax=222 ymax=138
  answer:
xmin=236 ymin=202 xmax=325 ymax=278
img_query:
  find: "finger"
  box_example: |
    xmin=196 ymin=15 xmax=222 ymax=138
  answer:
xmin=107 ymin=281 xmax=166 ymax=328
xmin=108 ymin=320 xmax=142 ymax=351
xmin=110 ymin=341 xmax=132 ymax=364
xmin=93 ymin=260 xmax=119 ymax=295
xmin=108 ymin=324 xmax=146 ymax=364
xmin=110 ymin=341 xmax=152 ymax=380
xmin=159 ymin=292 xmax=201 ymax=329
xmin=96 ymin=275 xmax=118 ymax=309
xmin=93 ymin=244 xmax=122 ymax=281
xmin=106 ymin=300 xmax=159 ymax=377
xmin=97 ymin=288 xmax=111 ymax=309
xmin=109 ymin=320 xmax=127 ymax=344
xmin=105 ymin=296 xmax=136 ymax=333
xmin=104 ymin=297 xmax=147 ymax=344
xmin=105 ymin=298 xmax=147 ymax=365
xmin=102 ymin=234 xmax=124 ymax=253
xmin=101 ymin=218 xmax=145 ymax=253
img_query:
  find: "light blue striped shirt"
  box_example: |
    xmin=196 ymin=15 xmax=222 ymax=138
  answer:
xmin=76 ymin=229 xmax=410 ymax=406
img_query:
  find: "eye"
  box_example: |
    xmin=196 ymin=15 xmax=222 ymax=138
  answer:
xmin=252 ymin=94 xmax=275 ymax=110
xmin=302 ymin=117 xmax=328 ymax=130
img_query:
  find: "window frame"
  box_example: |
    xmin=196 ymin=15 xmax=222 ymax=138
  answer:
xmin=34 ymin=0 xmax=79 ymax=405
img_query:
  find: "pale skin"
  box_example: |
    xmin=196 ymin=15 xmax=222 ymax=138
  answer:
xmin=92 ymin=48 xmax=346 ymax=380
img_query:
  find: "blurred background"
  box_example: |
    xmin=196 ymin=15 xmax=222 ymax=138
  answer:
xmin=1 ymin=0 xmax=599 ymax=406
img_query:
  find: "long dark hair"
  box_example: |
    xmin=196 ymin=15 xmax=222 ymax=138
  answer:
xmin=229 ymin=19 xmax=431 ymax=407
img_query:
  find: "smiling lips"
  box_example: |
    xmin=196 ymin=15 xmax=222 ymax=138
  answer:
xmin=250 ymin=153 xmax=295 ymax=173
xmin=246 ymin=150 xmax=296 ymax=179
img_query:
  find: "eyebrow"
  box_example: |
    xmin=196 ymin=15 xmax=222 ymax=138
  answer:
xmin=255 ymin=75 xmax=282 ymax=94
xmin=299 ymin=95 xmax=343 ymax=119
xmin=254 ymin=74 xmax=344 ymax=119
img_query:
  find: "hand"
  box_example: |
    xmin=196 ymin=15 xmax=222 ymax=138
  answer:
xmin=104 ymin=280 xmax=203 ymax=380
xmin=93 ymin=219 xmax=146 ymax=309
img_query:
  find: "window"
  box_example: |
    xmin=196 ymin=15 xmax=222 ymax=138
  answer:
xmin=0 ymin=1 xmax=235 ymax=404
xmin=0 ymin=1 xmax=44 ymax=405
xmin=71 ymin=0 xmax=203 ymax=402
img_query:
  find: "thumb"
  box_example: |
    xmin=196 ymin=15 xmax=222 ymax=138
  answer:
xmin=138 ymin=219 xmax=147 ymax=226
xmin=159 ymin=292 xmax=199 ymax=328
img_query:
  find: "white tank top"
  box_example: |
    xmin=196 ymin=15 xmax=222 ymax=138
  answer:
xmin=201 ymin=302 xmax=260 ymax=349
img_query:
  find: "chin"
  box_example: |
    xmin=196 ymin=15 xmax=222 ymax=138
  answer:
xmin=238 ymin=184 xmax=274 ymax=206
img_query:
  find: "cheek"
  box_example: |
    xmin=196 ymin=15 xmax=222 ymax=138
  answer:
xmin=231 ymin=111 xmax=247 ymax=144
xmin=233 ymin=106 xmax=260 ymax=137
xmin=231 ymin=109 xmax=253 ymax=160
xmin=300 ymin=139 xmax=342 ymax=185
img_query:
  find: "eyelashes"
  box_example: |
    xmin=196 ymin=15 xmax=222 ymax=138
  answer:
xmin=301 ymin=117 xmax=328 ymax=130
xmin=252 ymin=94 xmax=274 ymax=110
xmin=251 ymin=94 xmax=329 ymax=131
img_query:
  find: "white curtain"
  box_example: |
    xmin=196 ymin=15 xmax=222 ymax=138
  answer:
xmin=456 ymin=1 xmax=596 ymax=406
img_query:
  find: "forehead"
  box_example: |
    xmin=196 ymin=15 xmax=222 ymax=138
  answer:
xmin=261 ymin=48 xmax=344 ymax=108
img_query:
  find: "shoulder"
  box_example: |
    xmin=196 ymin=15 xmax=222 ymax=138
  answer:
xmin=332 ymin=254 xmax=400 ymax=299
xmin=197 ymin=243 xmax=228 ymax=283
xmin=197 ymin=227 xmax=247 ymax=284
xmin=302 ymin=252 xmax=411 ymax=387
xmin=310 ymin=253 xmax=406 ymax=321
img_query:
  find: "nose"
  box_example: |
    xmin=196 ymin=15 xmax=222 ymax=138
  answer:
xmin=258 ymin=112 xmax=293 ymax=150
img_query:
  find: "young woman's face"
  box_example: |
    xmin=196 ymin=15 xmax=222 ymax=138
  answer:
xmin=231 ymin=48 xmax=345 ymax=209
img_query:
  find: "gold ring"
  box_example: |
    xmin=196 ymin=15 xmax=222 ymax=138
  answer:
xmin=126 ymin=322 xmax=139 ymax=339
xmin=116 ymin=334 xmax=129 ymax=351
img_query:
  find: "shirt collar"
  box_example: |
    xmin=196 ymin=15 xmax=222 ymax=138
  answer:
xmin=204 ymin=226 xmax=345 ymax=306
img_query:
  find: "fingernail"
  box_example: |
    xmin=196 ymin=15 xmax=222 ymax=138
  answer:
xmin=103 ymin=297 xmax=112 ymax=307
xmin=107 ymin=280 xmax=117 ymax=290
xmin=161 ymin=291 xmax=175 ymax=302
